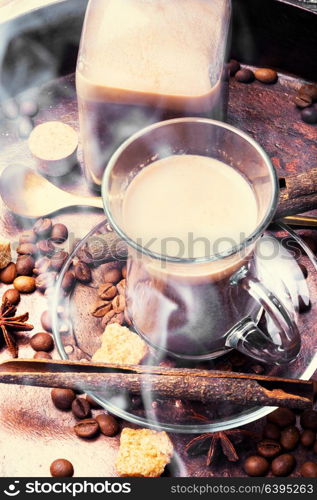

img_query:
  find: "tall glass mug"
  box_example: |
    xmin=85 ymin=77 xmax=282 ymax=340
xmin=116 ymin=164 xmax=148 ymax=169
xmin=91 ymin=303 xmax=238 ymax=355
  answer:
xmin=102 ymin=118 xmax=301 ymax=364
xmin=76 ymin=0 xmax=231 ymax=189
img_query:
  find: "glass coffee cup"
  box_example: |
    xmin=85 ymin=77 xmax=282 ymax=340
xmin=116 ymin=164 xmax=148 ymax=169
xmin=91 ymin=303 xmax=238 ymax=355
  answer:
xmin=102 ymin=118 xmax=301 ymax=364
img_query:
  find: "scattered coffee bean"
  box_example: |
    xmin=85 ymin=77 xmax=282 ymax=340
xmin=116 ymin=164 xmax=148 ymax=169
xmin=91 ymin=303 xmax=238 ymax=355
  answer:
xmin=95 ymin=413 xmax=119 ymax=436
xmin=255 ymin=68 xmax=278 ymax=84
xmin=41 ymin=310 xmax=52 ymax=332
xmin=85 ymin=394 xmax=102 ymax=409
xmin=301 ymin=107 xmax=317 ymax=125
xmin=19 ymin=99 xmax=38 ymax=117
xmin=299 ymin=84 xmax=317 ymax=102
xmin=122 ymin=265 xmax=127 ymax=279
xmin=228 ymin=59 xmax=240 ymax=76
xmin=280 ymin=426 xmax=300 ymax=451
xmin=256 ymin=439 xmax=282 ymax=459
xmin=300 ymin=410 xmax=317 ymax=431
xmin=50 ymin=223 xmax=68 ymax=243
xmin=91 ymin=301 xmax=112 ymax=318
xmin=271 ymin=454 xmax=295 ymax=476
xmin=37 ymin=239 xmax=55 ymax=256
xmin=235 ymin=68 xmax=255 ymax=83
xmin=300 ymin=461 xmax=317 ymax=478
xmin=13 ymin=276 xmax=36 ymax=293
xmin=74 ymin=262 xmax=92 ymax=283
xmin=2 ymin=98 xmax=18 ymax=119
xmin=16 ymin=255 xmax=35 ymax=276
xmin=267 ymin=408 xmax=296 ymax=428
xmin=2 ymin=288 xmax=20 ymax=305
xmin=33 ymin=218 xmax=52 ymax=238
xmin=51 ymin=251 xmax=68 ymax=272
xmin=33 ymin=256 xmax=51 ymax=275
xmin=263 ymin=423 xmax=281 ymax=441
xmin=30 ymin=332 xmax=54 ymax=352
xmin=19 ymin=230 xmax=37 ymax=244
xmin=33 ymin=351 xmax=52 ymax=360
xmin=50 ymin=458 xmax=74 ymax=478
xmin=300 ymin=429 xmax=316 ymax=448
xmin=103 ymin=262 xmax=122 ymax=284
xmin=35 ymin=272 xmax=56 ymax=293
xmin=112 ymin=294 xmax=125 ymax=313
xmin=72 ymin=397 xmax=91 ymax=419
xmin=61 ymin=271 xmax=75 ymax=293
xmin=51 ymin=388 xmax=76 ymax=410
xmin=299 ymin=263 xmax=308 ymax=279
xmin=98 ymin=283 xmax=117 ymax=300
xmin=74 ymin=418 xmax=99 ymax=439
xmin=0 ymin=262 xmax=17 ymax=284
xmin=293 ymin=94 xmax=312 ymax=109
xmin=17 ymin=117 xmax=33 ymax=138
xmin=243 ymin=456 xmax=269 ymax=476
xmin=17 ymin=243 xmax=38 ymax=256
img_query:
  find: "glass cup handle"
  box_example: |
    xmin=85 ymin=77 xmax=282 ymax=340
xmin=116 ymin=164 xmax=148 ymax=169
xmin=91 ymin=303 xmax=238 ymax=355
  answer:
xmin=226 ymin=269 xmax=301 ymax=365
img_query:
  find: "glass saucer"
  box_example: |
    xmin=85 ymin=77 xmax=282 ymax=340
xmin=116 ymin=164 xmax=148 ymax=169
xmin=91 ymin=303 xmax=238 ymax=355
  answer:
xmin=52 ymin=221 xmax=317 ymax=433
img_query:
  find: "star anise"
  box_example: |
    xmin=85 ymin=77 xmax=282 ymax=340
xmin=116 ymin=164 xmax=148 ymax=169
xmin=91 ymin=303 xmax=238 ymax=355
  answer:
xmin=185 ymin=429 xmax=258 ymax=466
xmin=0 ymin=299 xmax=34 ymax=358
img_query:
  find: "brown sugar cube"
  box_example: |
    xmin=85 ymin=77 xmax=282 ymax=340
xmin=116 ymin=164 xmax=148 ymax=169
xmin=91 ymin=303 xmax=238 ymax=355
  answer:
xmin=92 ymin=323 xmax=148 ymax=364
xmin=28 ymin=121 xmax=78 ymax=177
xmin=115 ymin=428 xmax=173 ymax=477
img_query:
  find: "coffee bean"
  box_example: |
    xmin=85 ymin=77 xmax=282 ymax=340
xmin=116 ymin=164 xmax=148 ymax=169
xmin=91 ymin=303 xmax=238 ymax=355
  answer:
xmin=85 ymin=394 xmax=102 ymax=409
xmin=33 ymin=218 xmax=52 ymax=238
xmin=256 ymin=439 xmax=282 ymax=460
xmin=41 ymin=310 xmax=52 ymax=332
xmin=0 ymin=262 xmax=17 ymax=284
xmin=263 ymin=423 xmax=281 ymax=441
xmin=112 ymin=294 xmax=125 ymax=313
xmin=293 ymin=94 xmax=312 ymax=109
xmin=77 ymin=247 xmax=94 ymax=265
xmin=235 ymin=68 xmax=255 ymax=83
xmin=51 ymin=388 xmax=75 ymax=410
xmin=17 ymin=243 xmax=38 ymax=256
xmin=271 ymin=454 xmax=295 ymax=476
xmin=243 ymin=456 xmax=269 ymax=476
xmin=74 ymin=262 xmax=92 ymax=283
xmin=30 ymin=332 xmax=54 ymax=352
xmin=116 ymin=279 xmax=126 ymax=296
xmin=50 ymin=458 xmax=74 ymax=478
xmin=301 ymin=107 xmax=317 ymax=125
xmin=36 ymin=272 xmax=56 ymax=293
xmin=16 ymin=255 xmax=35 ymax=276
xmin=33 ymin=256 xmax=51 ymax=275
xmin=61 ymin=271 xmax=75 ymax=293
xmin=13 ymin=276 xmax=36 ymax=293
xmin=33 ymin=351 xmax=52 ymax=360
xmin=37 ymin=239 xmax=55 ymax=256
xmin=267 ymin=408 xmax=296 ymax=428
xmin=300 ymin=461 xmax=317 ymax=478
xmin=300 ymin=429 xmax=316 ymax=447
xmin=51 ymin=251 xmax=68 ymax=272
xmin=299 ymin=84 xmax=317 ymax=102
xmin=51 ymin=223 xmax=68 ymax=243
xmin=2 ymin=98 xmax=18 ymax=119
xmin=74 ymin=418 xmax=99 ymax=439
xmin=72 ymin=397 xmax=91 ymax=419
xmin=19 ymin=230 xmax=37 ymax=244
xmin=103 ymin=262 xmax=122 ymax=284
xmin=91 ymin=301 xmax=112 ymax=318
xmin=2 ymin=288 xmax=20 ymax=305
xmin=299 ymin=263 xmax=308 ymax=279
xmin=98 ymin=283 xmax=117 ymax=300
xmin=101 ymin=310 xmax=116 ymax=328
xmin=280 ymin=426 xmax=300 ymax=451
xmin=300 ymin=410 xmax=317 ymax=431
xmin=95 ymin=413 xmax=119 ymax=436
xmin=228 ymin=59 xmax=240 ymax=76
xmin=255 ymin=68 xmax=278 ymax=84
xmin=19 ymin=99 xmax=38 ymax=117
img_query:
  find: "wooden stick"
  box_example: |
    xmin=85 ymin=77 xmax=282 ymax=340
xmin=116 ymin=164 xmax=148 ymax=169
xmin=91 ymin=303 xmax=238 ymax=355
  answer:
xmin=0 ymin=359 xmax=313 ymax=410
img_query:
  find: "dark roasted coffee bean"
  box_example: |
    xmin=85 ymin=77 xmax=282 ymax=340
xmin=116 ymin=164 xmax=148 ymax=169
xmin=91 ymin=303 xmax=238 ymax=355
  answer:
xmin=19 ymin=230 xmax=37 ymax=244
xmin=74 ymin=418 xmax=99 ymax=439
xmin=61 ymin=271 xmax=75 ymax=293
xmin=33 ymin=256 xmax=51 ymax=275
xmin=299 ymin=263 xmax=308 ymax=278
xmin=51 ymin=223 xmax=68 ymax=243
xmin=2 ymin=288 xmax=20 ymax=305
xmin=51 ymin=388 xmax=75 ymax=410
xmin=301 ymin=107 xmax=317 ymax=125
xmin=30 ymin=332 xmax=54 ymax=352
xmin=71 ymin=397 xmax=91 ymax=419
xmin=293 ymin=94 xmax=312 ymax=109
xmin=268 ymin=408 xmax=296 ymax=428
xmin=235 ymin=68 xmax=254 ymax=83
xmin=300 ymin=410 xmax=317 ymax=431
xmin=271 ymin=454 xmax=295 ymax=476
xmin=280 ymin=426 xmax=300 ymax=451
xmin=2 ymin=98 xmax=18 ymax=119
xmin=50 ymin=458 xmax=74 ymax=478
xmin=228 ymin=59 xmax=240 ymax=76
xmin=98 ymin=283 xmax=117 ymax=300
xmin=33 ymin=218 xmax=52 ymax=238
xmin=300 ymin=462 xmax=317 ymax=478
xmin=299 ymin=84 xmax=317 ymax=102
xmin=257 ymin=439 xmax=282 ymax=459
xmin=17 ymin=243 xmax=37 ymax=256
xmin=37 ymin=239 xmax=55 ymax=256
xmin=255 ymin=68 xmax=278 ymax=84
xmin=85 ymin=394 xmax=101 ymax=409
xmin=17 ymin=117 xmax=33 ymax=138
xmin=0 ymin=262 xmax=17 ymax=284
xmin=263 ymin=423 xmax=281 ymax=441
xmin=16 ymin=255 xmax=35 ymax=276
xmin=36 ymin=272 xmax=56 ymax=292
xmin=300 ymin=430 xmax=316 ymax=448
xmin=41 ymin=310 xmax=52 ymax=332
xmin=51 ymin=251 xmax=68 ymax=272
xmin=74 ymin=262 xmax=92 ymax=283
xmin=33 ymin=351 xmax=52 ymax=360
xmin=19 ymin=99 xmax=38 ymax=117
xmin=95 ymin=413 xmax=119 ymax=436
xmin=243 ymin=456 xmax=269 ymax=476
